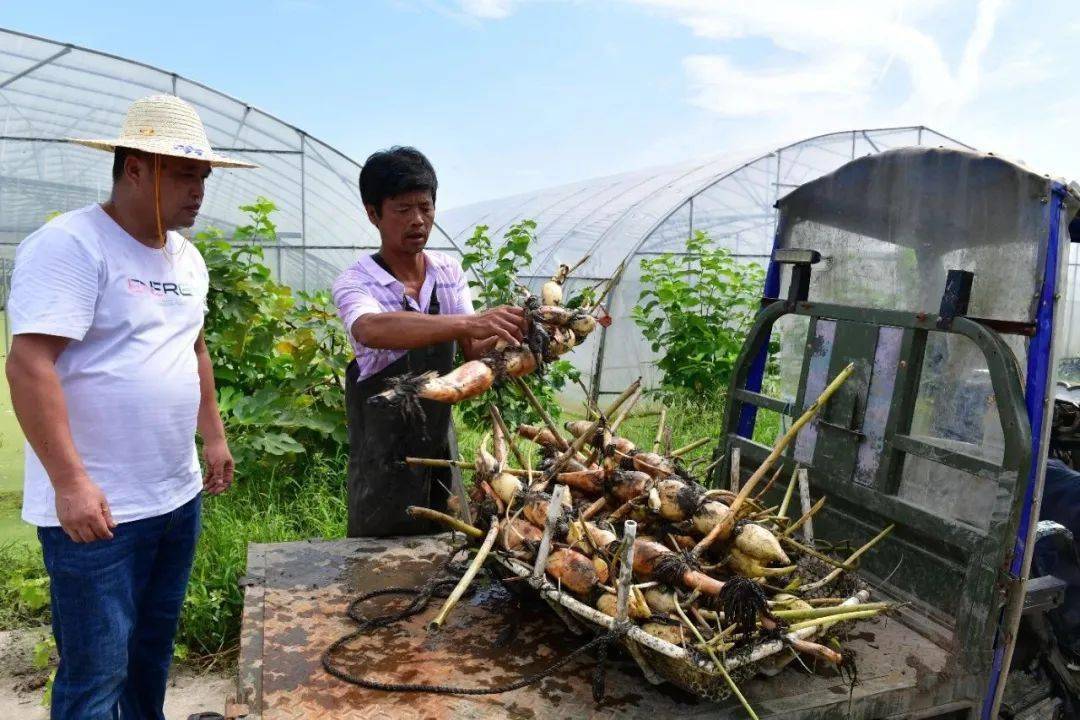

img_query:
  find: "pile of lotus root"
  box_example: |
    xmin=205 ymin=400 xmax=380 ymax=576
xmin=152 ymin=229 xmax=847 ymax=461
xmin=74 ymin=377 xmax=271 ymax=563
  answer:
xmin=408 ymin=365 xmax=896 ymax=717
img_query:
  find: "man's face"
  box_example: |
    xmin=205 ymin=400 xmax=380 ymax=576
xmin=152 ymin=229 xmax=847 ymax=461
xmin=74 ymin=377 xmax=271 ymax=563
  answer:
xmin=155 ymin=157 xmax=212 ymax=229
xmin=366 ymin=190 xmax=435 ymax=255
xmin=129 ymin=155 xmax=211 ymax=230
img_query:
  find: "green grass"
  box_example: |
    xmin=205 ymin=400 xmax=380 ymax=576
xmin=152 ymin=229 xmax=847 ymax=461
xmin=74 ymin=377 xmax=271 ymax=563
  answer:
xmin=176 ymin=451 xmax=348 ymax=663
xmin=0 ymin=313 xmax=31 ymax=545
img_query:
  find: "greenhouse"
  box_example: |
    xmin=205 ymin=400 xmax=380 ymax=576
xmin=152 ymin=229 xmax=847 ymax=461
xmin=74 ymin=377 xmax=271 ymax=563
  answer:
xmin=438 ymin=127 xmax=974 ymax=398
xmin=6 ymin=25 xmax=1044 ymax=401
xmin=0 ymin=26 xmax=462 ymax=294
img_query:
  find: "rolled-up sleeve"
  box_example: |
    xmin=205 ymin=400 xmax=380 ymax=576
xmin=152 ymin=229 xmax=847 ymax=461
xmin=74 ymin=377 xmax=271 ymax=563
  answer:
xmin=9 ymin=228 xmax=102 ymax=340
xmin=332 ymin=266 xmax=382 ymax=337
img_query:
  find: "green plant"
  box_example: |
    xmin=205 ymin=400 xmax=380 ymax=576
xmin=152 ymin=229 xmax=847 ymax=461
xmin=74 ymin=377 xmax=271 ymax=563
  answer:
xmin=458 ymin=221 xmax=580 ymax=427
xmin=0 ymin=542 xmax=50 ymax=630
xmin=32 ymin=633 xmax=56 ymax=708
xmin=193 ymin=197 xmax=352 ymax=472
xmin=178 ymin=451 xmax=347 ymax=662
xmin=632 ymin=231 xmax=768 ymax=399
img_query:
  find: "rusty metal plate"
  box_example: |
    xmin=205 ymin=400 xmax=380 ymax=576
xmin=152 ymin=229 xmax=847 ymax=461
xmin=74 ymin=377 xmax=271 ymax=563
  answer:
xmin=238 ymin=536 xmax=950 ymax=720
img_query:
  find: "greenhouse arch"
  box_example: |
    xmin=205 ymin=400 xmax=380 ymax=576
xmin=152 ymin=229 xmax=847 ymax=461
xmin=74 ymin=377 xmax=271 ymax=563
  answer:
xmin=0 ymin=26 xmax=462 ymax=293
xmin=439 ymin=127 xmax=974 ymax=400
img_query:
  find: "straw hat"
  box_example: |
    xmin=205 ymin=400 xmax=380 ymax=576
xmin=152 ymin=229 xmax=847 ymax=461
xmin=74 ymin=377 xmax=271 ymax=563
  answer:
xmin=70 ymin=94 xmax=258 ymax=169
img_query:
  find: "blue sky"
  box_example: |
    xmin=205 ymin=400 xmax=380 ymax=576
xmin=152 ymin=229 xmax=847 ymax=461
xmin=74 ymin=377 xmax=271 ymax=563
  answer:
xmin=3 ymin=0 xmax=1077 ymax=209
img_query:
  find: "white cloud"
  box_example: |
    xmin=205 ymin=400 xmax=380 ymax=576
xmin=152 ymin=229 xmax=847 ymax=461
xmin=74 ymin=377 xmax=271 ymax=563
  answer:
xmin=630 ymin=0 xmax=1008 ymax=126
xmin=458 ymin=0 xmax=515 ymax=18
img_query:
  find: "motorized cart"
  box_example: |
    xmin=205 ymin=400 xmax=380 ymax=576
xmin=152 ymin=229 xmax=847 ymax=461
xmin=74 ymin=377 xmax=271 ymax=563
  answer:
xmin=234 ymin=147 xmax=1080 ymax=719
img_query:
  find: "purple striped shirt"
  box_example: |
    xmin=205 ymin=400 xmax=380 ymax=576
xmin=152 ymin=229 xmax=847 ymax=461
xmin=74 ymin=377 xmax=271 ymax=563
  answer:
xmin=332 ymin=250 xmax=475 ymax=381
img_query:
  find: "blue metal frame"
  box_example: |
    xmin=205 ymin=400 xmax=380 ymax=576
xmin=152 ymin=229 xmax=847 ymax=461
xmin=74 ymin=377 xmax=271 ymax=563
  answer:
xmin=980 ymin=182 xmax=1068 ymax=718
xmin=737 ymin=215 xmax=786 ymax=439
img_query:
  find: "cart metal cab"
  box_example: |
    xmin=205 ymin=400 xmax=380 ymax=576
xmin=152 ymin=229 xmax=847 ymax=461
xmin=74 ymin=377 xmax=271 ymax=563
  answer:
xmin=721 ymin=147 xmax=1080 ymax=718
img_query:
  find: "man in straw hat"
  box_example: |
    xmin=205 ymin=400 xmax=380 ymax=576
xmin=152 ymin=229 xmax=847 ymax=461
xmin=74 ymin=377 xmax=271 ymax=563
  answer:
xmin=6 ymin=94 xmax=255 ymax=719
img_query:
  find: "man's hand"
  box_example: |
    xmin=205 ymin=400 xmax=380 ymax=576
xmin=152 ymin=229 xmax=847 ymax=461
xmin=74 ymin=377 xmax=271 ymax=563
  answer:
xmin=54 ymin=474 xmax=116 ymax=543
xmin=203 ymin=439 xmax=235 ymax=495
xmin=463 ymin=306 xmax=528 ymax=346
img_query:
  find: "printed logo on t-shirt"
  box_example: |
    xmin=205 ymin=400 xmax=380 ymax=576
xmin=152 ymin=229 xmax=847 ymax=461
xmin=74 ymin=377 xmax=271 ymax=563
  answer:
xmin=126 ymin=277 xmax=195 ymax=305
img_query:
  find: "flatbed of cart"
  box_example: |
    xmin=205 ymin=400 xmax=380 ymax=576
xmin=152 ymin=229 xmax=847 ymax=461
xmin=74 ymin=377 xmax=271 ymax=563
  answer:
xmin=236 ymin=535 xmax=955 ymax=720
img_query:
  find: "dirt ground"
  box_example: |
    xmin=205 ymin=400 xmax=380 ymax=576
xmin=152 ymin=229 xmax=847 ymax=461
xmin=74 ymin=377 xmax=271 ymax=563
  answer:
xmin=0 ymin=627 xmax=235 ymax=719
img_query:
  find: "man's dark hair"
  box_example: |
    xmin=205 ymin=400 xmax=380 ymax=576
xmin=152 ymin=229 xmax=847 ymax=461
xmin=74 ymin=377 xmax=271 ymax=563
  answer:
xmin=112 ymin=147 xmax=149 ymax=183
xmin=359 ymin=146 xmax=437 ymax=215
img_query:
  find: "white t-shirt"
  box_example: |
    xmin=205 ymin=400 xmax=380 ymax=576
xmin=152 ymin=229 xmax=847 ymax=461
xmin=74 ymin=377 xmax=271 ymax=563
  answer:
xmin=9 ymin=204 xmax=208 ymax=526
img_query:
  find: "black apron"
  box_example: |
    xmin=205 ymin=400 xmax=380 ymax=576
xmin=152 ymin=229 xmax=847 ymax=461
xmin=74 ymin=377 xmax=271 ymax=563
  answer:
xmin=345 ymin=257 xmax=457 ymax=537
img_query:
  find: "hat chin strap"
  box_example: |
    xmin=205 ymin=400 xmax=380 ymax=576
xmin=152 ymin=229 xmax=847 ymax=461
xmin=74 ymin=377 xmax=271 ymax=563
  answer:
xmin=153 ymin=155 xmax=165 ymax=248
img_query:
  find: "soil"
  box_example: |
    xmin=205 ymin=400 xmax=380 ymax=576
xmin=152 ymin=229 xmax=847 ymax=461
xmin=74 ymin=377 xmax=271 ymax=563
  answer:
xmin=0 ymin=627 xmax=235 ymax=719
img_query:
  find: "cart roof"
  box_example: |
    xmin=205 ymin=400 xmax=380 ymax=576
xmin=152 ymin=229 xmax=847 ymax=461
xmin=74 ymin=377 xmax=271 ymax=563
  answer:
xmin=778 ymin=146 xmax=1078 ymax=252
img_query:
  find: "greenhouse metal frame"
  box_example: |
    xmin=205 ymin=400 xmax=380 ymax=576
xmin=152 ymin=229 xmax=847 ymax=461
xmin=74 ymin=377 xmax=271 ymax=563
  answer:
xmin=438 ymin=126 xmax=976 ymax=400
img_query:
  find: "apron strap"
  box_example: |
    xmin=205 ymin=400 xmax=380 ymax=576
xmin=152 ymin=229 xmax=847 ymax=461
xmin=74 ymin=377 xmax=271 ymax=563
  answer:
xmin=371 ymin=253 xmax=440 ymax=314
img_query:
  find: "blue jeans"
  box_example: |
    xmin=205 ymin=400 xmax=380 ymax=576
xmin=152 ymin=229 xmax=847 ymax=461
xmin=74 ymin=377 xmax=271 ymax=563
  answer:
xmin=38 ymin=493 xmax=202 ymax=720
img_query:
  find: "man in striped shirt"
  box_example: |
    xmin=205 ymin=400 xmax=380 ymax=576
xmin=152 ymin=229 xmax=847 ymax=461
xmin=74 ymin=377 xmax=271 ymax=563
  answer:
xmin=332 ymin=147 xmax=526 ymax=536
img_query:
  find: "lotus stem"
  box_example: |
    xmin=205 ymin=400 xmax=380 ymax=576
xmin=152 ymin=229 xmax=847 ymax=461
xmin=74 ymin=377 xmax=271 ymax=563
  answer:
xmin=653 ymin=407 xmax=667 ymax=453
xmin=513 ymin=377 xmax=570 ymax=451
xmin=785 ymin=608 xmax=885 ymax=633
xmin=673 ymin=595 xmax=759 ymax=720
xmin=429 ymin=516 xmax=499 ymax=629
xmin=671 ymin=436 xmax=711 ymax=459
xmin=777 ymin=464 xmax=800 ymax=520
xmin=406 ymin=457 xmax=540 ymax=478
xmin=545 ymin=379 xmax=641 ymax=479
xmin=771 ymin=602 xmax=890 ymax=622
xmin=800 ymin=524 xmax=895 ymax=592
xmin=406 ymin=506 xmax=484 ymax=539
xmin=610 ymin=387 xmax=643 ymax=434
xmin=694 ymin=363 xmax=855 ymax=557
xmin=489 ymin=404 xmax=530 ymax=472
xmin=581 ymin=496 xmax=608 ymax=521
xmin=779 ymin=535 xmax=856 ymax=571
xmin=586 ymin=261 xmax=625 ymax=314
xmin=752 ymin=465 xmax=785 ymax=502
xmin=782 ymin=496 xmax=826 ymax=537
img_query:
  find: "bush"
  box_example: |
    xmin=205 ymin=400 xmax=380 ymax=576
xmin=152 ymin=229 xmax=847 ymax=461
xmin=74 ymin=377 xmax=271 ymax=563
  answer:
xmin=632 ymin=230 xmax=767 ymax=399
xmin=194 ymin=198 xmax=351 ymax=473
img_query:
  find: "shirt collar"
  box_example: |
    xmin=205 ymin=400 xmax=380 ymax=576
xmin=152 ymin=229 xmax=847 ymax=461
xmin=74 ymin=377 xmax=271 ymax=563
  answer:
xmin=358 ymin=253 xmax=401 ymax=287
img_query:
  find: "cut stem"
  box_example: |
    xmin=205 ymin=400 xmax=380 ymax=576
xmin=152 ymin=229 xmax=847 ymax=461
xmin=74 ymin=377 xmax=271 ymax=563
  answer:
xmin=489 ymin=404 xmax=530 ymax=472
xmin=406 ymin=506 xmax=484 ymax=539
xmin=513 ymin=377 xmax=571 ymax=451
xmin=429 ymin=517 xmax=499 ymax=629
xmin=800 ymin=524 xmax=895 ymax=592
xmin=673 ymin=594 xmax=759 ymax=720
xmin=694 ymin=363 xmax=855 ymax=557
xmin=671 ymin=436 xmax=711 ymax=459
xmin=777 ymin=465 xmax=800 ymax=520
xmin=782 ymin=496 xmax=826 ymax=537
xmin=652 ymin=407 xmax=668 ymax=453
